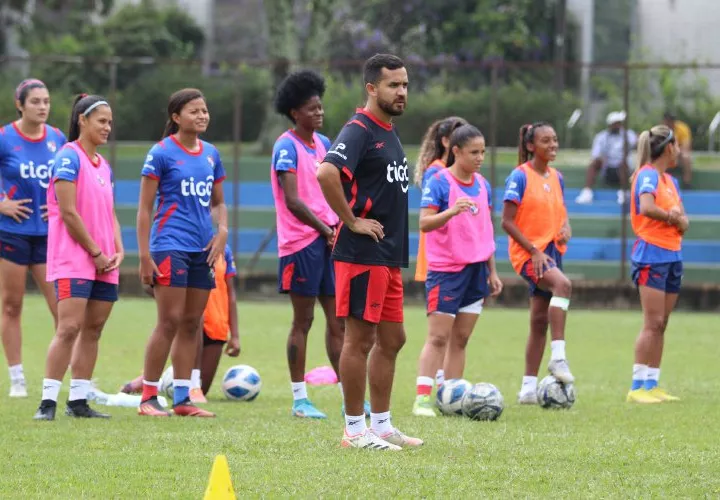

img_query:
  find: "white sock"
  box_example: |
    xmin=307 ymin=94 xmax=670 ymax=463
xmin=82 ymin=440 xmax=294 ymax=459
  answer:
xmin=9 ymin=364 xmax=24 ymax=381
xmin=647 ymin=367 xmax=660 ymax=382
xmin=416 ymin=376 xmax=434 ymax=388
xmin=191 ymin=369 xmax=202 ymax=390
xmin=337 ymin=382 xmax=344 ymax=398
xmin=371 ymin=411 xmax=392 ymax=436
xmin=632 ymin=364 xmax=648 ymax=380
xmin=69 ymin=379 xmax=91 ymax=402
xmin=550 ymin=340 xmax=566 ymax=361
xmin=435 ymin=369 xmax=445 ymax=387
xmin=520 ymin=376 xmax=537 ymax=394
xmin=291 ymin=381 xmax=307 ymax=401
xmin=345 ymin=413 xmax=367 ymax=436
xmin=143 ymin=379 xmax=160 ymax=387
xmin=41 ymin=378 xmax=62 ymax=402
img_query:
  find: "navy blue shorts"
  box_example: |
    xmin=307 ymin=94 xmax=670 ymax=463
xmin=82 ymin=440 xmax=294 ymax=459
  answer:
xmin=632 ymin=261 xmax=683 ymax=294
xmin=278 ymin=236 xmax=334 ymax=297
xmin=152 ymin=250 xmax=215 ymax=290
xmin=0 ymin=231 xmax=47 ymax=265
xmin=426 ymin=262 xmax=489 ymax=316
xmin=519 ymin=242 xmax=563 ymax=299
xmin=54 ymin=279 xmax=118 ymax=302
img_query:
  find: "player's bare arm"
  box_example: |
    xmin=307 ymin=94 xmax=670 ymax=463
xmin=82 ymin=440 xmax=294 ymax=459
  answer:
xmin=278 ymin=171 xmax=333 ymax=240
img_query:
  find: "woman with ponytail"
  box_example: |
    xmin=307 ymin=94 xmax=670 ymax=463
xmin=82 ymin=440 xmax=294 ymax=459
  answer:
xmin=137 ymin=88 xmax=227 ymax=418
xmin=626 ymin=125 xmax=687 ymax=404
xmin=34 ymin=94 xmax=122 ymax=420
xmin=501 ymin=121 xmax=575 ymax=405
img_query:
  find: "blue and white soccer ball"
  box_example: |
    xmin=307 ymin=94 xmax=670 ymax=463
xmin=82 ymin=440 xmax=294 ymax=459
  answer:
xmin=160 ymin=366 xmax=174 ymax=400
xmin=461 ymin=382 xmax=504 ymax=421
xmin=537 ymin=375 xmax=576 ymax=409
xmin=222 ymin=365 xmax=262 ymax=401
xmin=436 ymin=379 xmax=473 ymax=416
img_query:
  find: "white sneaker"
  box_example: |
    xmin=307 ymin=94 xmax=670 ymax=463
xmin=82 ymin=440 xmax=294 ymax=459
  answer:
xmin=340 ymin=429 xmax=401 ymax=451
xmin=372 ymin=427 xmax=424 ymax=448
xmin=548 ymin=359 xmax=575 ymax=384
xmin=517 ymin=391 xmax=538 ymax=405
xmin=9 ymin=378 xmax=27 ymax=398
xmin=575 ymin=187 xmax=594 ymax=205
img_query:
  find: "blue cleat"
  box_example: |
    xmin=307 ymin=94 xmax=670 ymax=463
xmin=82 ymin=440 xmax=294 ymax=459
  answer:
xmin=291 ymin=399 xmax=327 ymax=419
xmin=341 ymin=400 xmax=371 ymax=418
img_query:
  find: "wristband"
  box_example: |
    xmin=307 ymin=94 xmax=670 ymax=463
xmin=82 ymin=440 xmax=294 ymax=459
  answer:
xmin=91 ymin=249 xmax=102 ymax=258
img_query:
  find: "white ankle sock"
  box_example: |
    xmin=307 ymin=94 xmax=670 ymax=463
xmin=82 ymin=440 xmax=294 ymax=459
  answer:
xmin=291 ymin=381 xmax=307 ymax=401
xmin=69 ymin=379 xmax=90 ymax=402
xmin=521 ymin=376 xmax=537 ymax=394
xmin=9 ymin=364 xmax=24 ymax=381
xmin=647 ymin=367 xmax=660 ymax=382
xmin=550 ymin=340 xmax=566 ymax=361
xmin=42 ymin=378 xmax=62 ymax=402
xmin=345 ymin=414 xmax=367 ymax=436
xmin=371 ymin=411 xmax=392 ymax=436
xmin=435 ymin=369 xmax=445 ymax=386
xmin=191 ymin=369 xmax=202 ymax=390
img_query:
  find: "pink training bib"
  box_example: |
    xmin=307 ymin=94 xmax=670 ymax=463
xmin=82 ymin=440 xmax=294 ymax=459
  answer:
xmin=425 ymin=168 xmax=495 ymax=272
xmin=271 ymin=131 xmax=339 ymax=257
xmin=46 ymin=141 xmax=118 ymax=284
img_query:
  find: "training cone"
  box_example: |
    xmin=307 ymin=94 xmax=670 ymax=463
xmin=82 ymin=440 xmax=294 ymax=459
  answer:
xmin=203 ymin=455 xmax=236 ymax=500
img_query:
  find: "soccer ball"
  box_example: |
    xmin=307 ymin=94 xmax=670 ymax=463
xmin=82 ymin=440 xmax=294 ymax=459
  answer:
xmin=436 ymin=379 xmax=473 ymax=416
xmin=160 ymin=366 xmax=174 ymax=399
xmin=461 ymin=382 xmax=504 ymax=421
xmin=537 ymin=375 xmax=576 ymax=409
xmin=222 ymin=365 xmax=262 ymax=401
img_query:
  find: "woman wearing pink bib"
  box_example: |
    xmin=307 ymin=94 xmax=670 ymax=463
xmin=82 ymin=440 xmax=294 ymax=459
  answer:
xmin=34 ymin=95 xmax=123 ymax=421
xmin=412 ymin=125 xmax=503 ymax=417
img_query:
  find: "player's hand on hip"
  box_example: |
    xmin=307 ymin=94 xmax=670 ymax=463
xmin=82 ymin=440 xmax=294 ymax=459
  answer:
xmin=324 ymin=226 xmax=336 ymax=247
xmin=204 ymin=229 xmax=228 ymax=266
xmin=0 ymin=198 xmax=33 ymax=223
xmin=104 ymin=250 xmax=125 ymax=272
xmin=348 ymin=218 xmax=384 ymax=242
xmin=139 ymin=254 xmax=161 ymax=286
xmin=92 ymin=252 xmax=111 ymax=273
xmin=40 ymin=204 xmax=49 ymax=222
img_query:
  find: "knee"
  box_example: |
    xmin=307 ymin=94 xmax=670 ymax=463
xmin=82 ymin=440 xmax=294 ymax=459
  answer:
xmin=292 ymin=314 xmax=314 ymax=336
xmin=179 ymin=314 xmax=202 ymax=338
xmin=346 ymin=334 xmax=374 ymax=357
xmin=645 ymin=315 xmax=665 ymax=335
xmin=2 ymin=296 xmax=22 ymax=319
xmin=157 ymin=314 xmax=181 ymax=337
xmin=56 ymin=320 xmax=82 ymax=343
xmin=378 ymin=328 xmax=406 ymax=354
xmin=530 ymin=313 xmax=549 ymax=334
xmin=451 ymin=328 xmax=473 ymax=350
xmin=552 ymin=277 xmax=572 ymax=298
xmin=427 ymin=329 xmax=450 ymax=350
xmin=82 ymin=318 xmax=108 ymax=342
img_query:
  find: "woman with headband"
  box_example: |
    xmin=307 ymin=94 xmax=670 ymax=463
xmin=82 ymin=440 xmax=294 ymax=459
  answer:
xmin=34 ymin=94 xmax=123 ymax=420
xmin=0 ymin=79 xmax=66 ymax=398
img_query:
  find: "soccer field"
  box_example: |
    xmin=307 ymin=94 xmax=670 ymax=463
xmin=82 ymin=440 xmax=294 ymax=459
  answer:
xmin=2 ymin=297 xmax=719 ymax=498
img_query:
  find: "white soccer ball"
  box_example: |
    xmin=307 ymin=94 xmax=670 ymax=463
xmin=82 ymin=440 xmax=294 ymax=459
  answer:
xmin=222 ymin=365 xmax=262 ymax=401
xmin=160 ymin=366 xmax=174 ymax=400
xmin=436 ymin=378 xmax=473 ymax=416
xmin=537 ymin=375 xmax=576 ymax=409
xmin=461 ymin=382 xmax=504 ymax=421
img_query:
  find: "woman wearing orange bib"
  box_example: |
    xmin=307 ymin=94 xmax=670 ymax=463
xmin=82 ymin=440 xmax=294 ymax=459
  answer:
xmin=626 ymin=125 xmax=687 ymax=404
xmin=501 ymin=122 xmax=574 ymax=404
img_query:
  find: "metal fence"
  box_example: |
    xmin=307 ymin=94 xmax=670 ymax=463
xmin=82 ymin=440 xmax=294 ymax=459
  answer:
xmin=1 ymin=55 xmax=719 ymax=283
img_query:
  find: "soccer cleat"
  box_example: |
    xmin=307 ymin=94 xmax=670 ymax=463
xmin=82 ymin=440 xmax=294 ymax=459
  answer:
xmin=373 ymin=428 xmax=423 ymax=448
xmin=138 ymin=396 xmax=172 ymax=417
xmin=575 ymin=187 xmax=594 ymax=205
xmin=292 ymin=398 xmax=327 ymax=419
xmin=33 ymin=400 xmax=57 ymax=421
xmin=65 ymin=400 xmax=111 ymax=418
xmin=646 ymin=387 xmax=680 ymax=402
xmin=189 ymin=387 xmax=207 ymax=404
xmin=517 ymin=391 xmax=538 ymax=405
xmin=340 ymin=429 xmax=401 ymax=451
xmin=626 ymin=389 xmax=662 ymax=404
xmin=9 ymin=378 xmax=28 ymax=398
xmin=173 ymin=400 xmax=215 ymax=417
xmin=412 ymin=395 xmax=437 ymax=417
xmin=548 ymin=359 xmax=575 ymax=384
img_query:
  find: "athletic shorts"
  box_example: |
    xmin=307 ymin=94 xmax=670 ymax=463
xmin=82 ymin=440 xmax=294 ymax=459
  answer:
xmin=519 ymin=242 xmax=563 ymax=299
xmin=0 ymin=231 xmax=47 ymax=265
xmin=632 ymin=261 xmax=683 ymax=294
xmin=278 ymin=236 xmax=334 ymax=297
xmin=152 ymin=250 xmax=215 ymax=290
xmin=203 ymin=330 xmax=226 ymax=346
xmin=54 ymin=278 xmax=118 ymax=302
xmin=334 ymin=262 xmax=403 ymax=324
xmin=426 ymin=262 xmax=489 ymax=316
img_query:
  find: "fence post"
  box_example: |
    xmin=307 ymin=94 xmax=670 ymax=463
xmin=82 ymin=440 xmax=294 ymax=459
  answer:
xmin=232 ymin=70 xmax=242 ymax=273
xmin=619 ymin=64 xmax=631 ymax=282
xmin=489 ymin=63 xmax=499 ymax=218
xmin=108 ymin=58 xmax=119 ymax=186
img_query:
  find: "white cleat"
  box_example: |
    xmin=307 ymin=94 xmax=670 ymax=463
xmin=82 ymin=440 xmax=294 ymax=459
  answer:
xmin=575 ymin=187 xmax=594 ymax=205
xmin=372 ymin=428 xmax=424 ymax=448
xmin=341 ymin=429 xmax=401 ymax=451
xmin=517 ymin=391 xmax=538 ymax=405
xmin=548 ymin=359 xmax=575 ymax=384
xmin=9 ymin=379 xmax=28 ymax=398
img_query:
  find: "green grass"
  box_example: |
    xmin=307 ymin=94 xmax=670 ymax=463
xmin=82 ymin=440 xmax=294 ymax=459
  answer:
xmin=2 ymin=297 xmax=719 ymax=497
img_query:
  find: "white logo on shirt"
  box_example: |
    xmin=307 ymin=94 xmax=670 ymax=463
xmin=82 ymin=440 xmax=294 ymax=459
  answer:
xmin=422 ymin=187 xmax=430 ymax=195
xmin=46 ymin=141 xmax=57 ymax=153
xmin=20 ymin=160 xmax=53 ymax=189
xmin=508 ymin=181 xmax=518 ymax=189
xmin=143 ymin=154 xmax=155 ymax=171
xmin=328 ymin=142 xmax=348 ymax=161
xmin=386 ymin=157 xmax=409 ymax=193
xmin=207 ymin=155 xmax=215 ymax=168
xmin=543 ymin=183 xmax=551 ymax=192
xmin=181 ymin=175 xmax=214 ymax=207
xmin=642 ymin=176 xmax=652 ymax=186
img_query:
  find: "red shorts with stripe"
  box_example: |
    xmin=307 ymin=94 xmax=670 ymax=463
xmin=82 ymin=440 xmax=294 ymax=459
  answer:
xmin=334 ymin=261 xmax=403 ymax=324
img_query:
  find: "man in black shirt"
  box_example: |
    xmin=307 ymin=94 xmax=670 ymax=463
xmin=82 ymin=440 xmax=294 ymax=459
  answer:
xmin=318 ymin=54 xmax=422 ymax=450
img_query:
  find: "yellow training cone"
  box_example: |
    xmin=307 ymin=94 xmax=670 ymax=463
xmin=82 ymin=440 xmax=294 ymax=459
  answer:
xmin=203 ymin=455 xmax=236 ymax=500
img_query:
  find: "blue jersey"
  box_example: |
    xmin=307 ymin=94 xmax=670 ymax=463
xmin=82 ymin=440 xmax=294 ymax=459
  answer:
xmin=271 ymin=132 xmax=331 ymax=174
xmin=631 ymin=169 xmax=682 ymax=263
xmin=0 ymin=123 xmax=66 ymax=235
xmin=421 ymin=171 xmax=492 ymax=212
xmin=503 ymin=168 xmax=565 ymax=205
xmin=141 ymin=136 xmax=226 ymax=252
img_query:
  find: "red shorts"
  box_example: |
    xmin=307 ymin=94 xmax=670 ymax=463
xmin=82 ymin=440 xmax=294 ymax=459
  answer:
xmin=334 ymin=262 xmax=404 ymax=324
